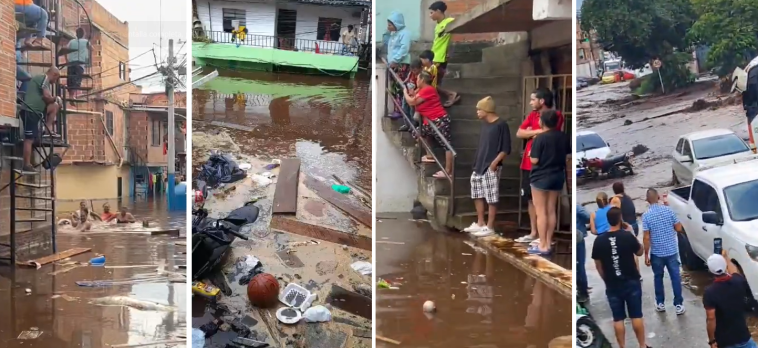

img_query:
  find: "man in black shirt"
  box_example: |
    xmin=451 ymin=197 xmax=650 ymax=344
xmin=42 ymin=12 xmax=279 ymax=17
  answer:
xmin=462 ymin=96 xmax=511 ymax=238
xmin=592 ymin=207 xmax=650 ymax=348
xmin=703 ymin=252 xmax=756 ymax=348
xmin=611 ymin=182 xmax=639 ymax=236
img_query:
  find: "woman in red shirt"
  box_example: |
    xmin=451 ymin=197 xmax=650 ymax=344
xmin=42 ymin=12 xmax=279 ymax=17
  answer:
xmin=403 ymin=71 xmax=452 ymax=178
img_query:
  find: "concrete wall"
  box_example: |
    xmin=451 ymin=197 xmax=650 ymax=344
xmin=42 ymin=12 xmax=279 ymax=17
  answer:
xmin=55 ymin=164 xmax=130 ymax=200
xmin=375 ymin=64 xmax=418 ymax=212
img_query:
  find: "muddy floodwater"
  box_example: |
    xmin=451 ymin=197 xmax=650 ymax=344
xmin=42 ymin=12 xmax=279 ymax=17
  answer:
xmin=0 ymin=197 xmax=187 ymax=348
xmin=192 ymin=68 xmax=372 ymax=191
xmin=376 ymin=214 xmax=571 ymax=347
xmin=191 ymin=69 xmax=373 ymax=348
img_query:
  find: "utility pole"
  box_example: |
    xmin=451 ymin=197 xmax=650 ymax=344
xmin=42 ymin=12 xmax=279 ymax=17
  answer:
xmin=167 ymin=39 xmax=176 ymax=210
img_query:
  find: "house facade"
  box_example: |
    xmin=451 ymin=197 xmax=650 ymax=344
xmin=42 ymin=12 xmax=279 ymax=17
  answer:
xmin=193 ymin=0 xmax=370 ymax=75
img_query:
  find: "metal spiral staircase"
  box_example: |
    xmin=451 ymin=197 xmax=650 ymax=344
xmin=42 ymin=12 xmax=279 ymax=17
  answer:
xmin=0 ymin=0 xmax=93 ymax=264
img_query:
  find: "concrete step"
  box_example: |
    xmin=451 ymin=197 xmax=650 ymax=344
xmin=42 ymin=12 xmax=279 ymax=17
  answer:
xmin=442 ymin=77 xmax=520 ymax=95
xmin=453 ymin=193 xmax=521 ymax=215
xmin=449 ymin=210 xmax=527 ymax=232
xmin=431 ymin=175 xmax=521 ymax=196
xmin=446 ymin=62 xmax=522 ymax=79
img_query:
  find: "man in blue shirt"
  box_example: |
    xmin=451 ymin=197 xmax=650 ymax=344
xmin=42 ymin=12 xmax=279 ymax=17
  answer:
xmin=576 ymin=204 xmax=591 ymax=303
xmin=642 ymin=188 xmax=685 ymax=315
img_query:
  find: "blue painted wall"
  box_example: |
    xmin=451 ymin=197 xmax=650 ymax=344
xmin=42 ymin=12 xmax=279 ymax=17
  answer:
xmin=375 ymin=0 xmax=422 ymax=42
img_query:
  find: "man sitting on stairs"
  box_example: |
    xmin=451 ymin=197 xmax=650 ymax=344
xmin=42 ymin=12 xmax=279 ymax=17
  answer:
xmin=462 ymin=96 xmax=512 ymax=237
xmin=20 ymin=66 xmax=61 ymax=174
xmin=21 ymin=66 xmax=62 ymax=175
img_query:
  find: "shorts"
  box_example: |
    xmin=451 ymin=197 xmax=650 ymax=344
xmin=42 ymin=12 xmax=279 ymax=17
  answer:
xmin=471 ymin=167 xmax=501 ymax=204
xmin=67 ymin=65 xmax=84 ymax=88
xmin=531 ymin=172 xmax=565 ymax=192
xmin=520 ymin=169 xmax=532 ymax=202
xmin=413 ymin=115 xmax=452 ymax=147
xmin=435 ymin=62 xmax=447 ymax=85
xmin=630 ymin=221 xmax=639 ymax=237
xmin=21 ymin=109 xmax=41 ymax=140
xmin=606 ymin=279 xmax=643 ymax=321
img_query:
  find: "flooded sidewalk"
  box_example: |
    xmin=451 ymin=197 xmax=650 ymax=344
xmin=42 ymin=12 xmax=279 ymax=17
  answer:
xmin=0 ymin=233 xmax=187 ymax=348
xmin=375 ymin=214 xmax=571 ymax=347
xmin=192 ymin=68 xmax=373 ymax=348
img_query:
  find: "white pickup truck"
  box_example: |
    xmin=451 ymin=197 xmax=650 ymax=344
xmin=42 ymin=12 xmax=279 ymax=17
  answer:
xmin=668 ymin=155 xmax=758 ymax=298
xmin=671 ymin=129 xmax=753 ymax=186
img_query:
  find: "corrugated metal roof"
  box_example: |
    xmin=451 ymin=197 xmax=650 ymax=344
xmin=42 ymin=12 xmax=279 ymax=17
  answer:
xmin=296 ymin=0 xmax=370 ymax=7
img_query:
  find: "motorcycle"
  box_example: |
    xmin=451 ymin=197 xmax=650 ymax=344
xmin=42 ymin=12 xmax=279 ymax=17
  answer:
xmin=576 ymin=302 xmax=610 ymax=348
xmin=577 ymin=152 xmax=635 ymax=180
xmin=192 ymin=181 xmax=259 ymax=282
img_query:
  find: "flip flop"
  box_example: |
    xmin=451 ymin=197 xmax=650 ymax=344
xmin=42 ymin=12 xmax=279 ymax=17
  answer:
xmin=443 ymin=94 xmax=461 ymax=108
xmin=432 ymin=171 xmax=446 ymax=179
xmin=421 ymin=156 xmax=435 ymax=163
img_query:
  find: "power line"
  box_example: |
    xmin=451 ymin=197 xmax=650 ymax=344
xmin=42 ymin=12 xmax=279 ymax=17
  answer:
xmin=90 ymin=48 xmax=155 ymax=77
xmin=78 ymin=71 xmax=160 ymax=99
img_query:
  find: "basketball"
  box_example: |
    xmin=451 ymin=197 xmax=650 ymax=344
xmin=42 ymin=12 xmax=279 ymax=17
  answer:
xmin=247 ymin=273 xmax=280 ymax=308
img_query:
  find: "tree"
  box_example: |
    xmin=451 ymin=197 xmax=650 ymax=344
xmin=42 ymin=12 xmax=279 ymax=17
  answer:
xmin=580 ymin=0 xmax=696 ymax=69
xmin=688 ymin=0 xmax=758 ymax=78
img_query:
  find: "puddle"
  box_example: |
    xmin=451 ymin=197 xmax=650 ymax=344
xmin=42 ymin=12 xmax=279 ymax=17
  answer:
xmin=376 ymin=214 xmax=571 ymax=347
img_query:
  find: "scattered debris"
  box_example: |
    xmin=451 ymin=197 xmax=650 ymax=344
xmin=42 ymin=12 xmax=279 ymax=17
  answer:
xmin=199 ymin=319 xmax=221 ymax=337
xmin=303 ymin=305 xmax=332 ymax=323
xmin=279 ymin=283 xmax=317 ymax=311
xmin=332 ymin=184 xmax=351 ymax=194
xmin=275 ymin=250 xmax=305 ymax=268
xmin=251 ymin=174 xmax=273 ymax=187
xmin=196 ymin=153 xmax=247 ymax=188
xmin=89 ymin=255 xmax=106 ymax=265
xmin=376 ymin=241 xmax=404 ymax=245
xmin=247 ymin=273 xmax=280 ymax=308
xmin=326 ymin=284 xmax=371 ymax=319
xmin=24 ymin=288 xmax=31 ymax=295
xmin=270 ymin=215 xmax=372 ymax=251
xmin=632 ymin=144 xmax=649 ymax=156
xmin=89 ymin=296 xmax=177 ymax=311
xmin=276 ymin=307 xmax=302 ymax=324
xmin=17 ymin=328 xmax=42 ymax=339
xmin=305 ymin=176 xmax=371 ymax=227
xmin=352 ymin=328 xmax=371 ymax=339
xmin=192 ymin=328 xmax=205 ymax=348
xmin=377 ymin=335 xmax=401 ymax=345
xmin=110 ymin=339 xmax=186 ymax=347
xmin=232 ymin=337 xmax=270 ymax=347
xmin=353 ymin=283 xmax=372 ymax=298
xmin=377 ymin=279 xmax=390 ymax=289
xmin=272 ymin=158 xmax=301 ymax=214
xmin=411 ymin=201 xmax=427 ymax=220
xmin=239 ymin=163 xmax=252 ymax=170
xmin=235 ymin=255 xmax=264 ymax=285
xmin=623 ymin=119 xmax=633 ymax=126
xmin=350 ymin=261 xmax=372 ymax=276
xmin=19 ymin=247 xmax=92 ymax=268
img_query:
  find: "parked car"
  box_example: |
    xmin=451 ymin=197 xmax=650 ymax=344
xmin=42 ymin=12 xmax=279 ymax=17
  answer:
xmin=671 ymin=129 xmax=752 ymax=186
xmin=575 ymin=130 xmax=612 ymax=168
xmin=667 ymin=155 xmax=758 ymax=300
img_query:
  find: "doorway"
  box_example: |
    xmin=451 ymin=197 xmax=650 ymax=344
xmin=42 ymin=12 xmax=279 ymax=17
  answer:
xmin=117 ymin=177 xmax=122 ymax=198
xmin=276 ymin=9 xmax=297 ymax=50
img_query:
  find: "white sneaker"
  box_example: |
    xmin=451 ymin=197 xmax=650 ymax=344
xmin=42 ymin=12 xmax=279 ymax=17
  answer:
xmin=655 ymin=303 xmax=666 ymax=312
xmin=463 ymin=223 xmax=484 ymax=233
xmin=515 ymin=235 xmax=536 ymax=243
xmin=472 ymin=227 xmax=494 ymax=237
xmin=675 ymin=304 xmax=685 ymax=315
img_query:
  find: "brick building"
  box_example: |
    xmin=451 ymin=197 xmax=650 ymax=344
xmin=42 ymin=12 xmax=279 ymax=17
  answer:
xmin=576 ymin=20 xmax=603 ymax=77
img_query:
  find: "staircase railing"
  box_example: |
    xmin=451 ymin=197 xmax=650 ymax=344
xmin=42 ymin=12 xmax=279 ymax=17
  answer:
xmin=381 ymin=57 xmax=457 ymax=217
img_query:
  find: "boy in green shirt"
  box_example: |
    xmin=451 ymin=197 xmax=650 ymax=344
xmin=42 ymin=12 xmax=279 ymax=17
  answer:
xmin=428 ymin=1 xmax=460 ymax=107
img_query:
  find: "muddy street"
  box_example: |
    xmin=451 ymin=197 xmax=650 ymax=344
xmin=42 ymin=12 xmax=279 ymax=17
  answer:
xmin=577 ymin=80 xmax=758 ymax=346
xmin=192 ymin=69 xmax=373 ymax=348
xmin=0 ymin=233 xmax=186 ymax=348
xmin=375 ymin=214 xmax=571 ymax=348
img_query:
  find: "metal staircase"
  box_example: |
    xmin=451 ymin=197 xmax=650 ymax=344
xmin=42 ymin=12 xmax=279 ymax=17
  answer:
xmin=0 ymin=0 xmax=92 ymax=264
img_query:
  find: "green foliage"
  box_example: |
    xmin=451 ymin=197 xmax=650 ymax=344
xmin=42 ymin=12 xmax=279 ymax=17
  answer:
xmin=580 ymin=0 xmax=696 ymax=69
xmin=687 ymin=0 xmax=758 ymax=77
xmin=632 ymin=53 xmax=696 ymax=94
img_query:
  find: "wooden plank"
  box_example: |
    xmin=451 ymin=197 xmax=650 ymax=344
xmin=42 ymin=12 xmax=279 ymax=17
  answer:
xmin=19 ymin=248 xmax=91 ymax=268
xmin=325 ymin=284 xmax=372 ymax=319
xmin=304 ymin=176 xmax=372 ymax=227
xmin=275 ymin=250 xmax=305 ymax=268
xmin=272 ymin=159 xmax=301 ymax=214
xmin=475 ymin=236 xmax=571 ymax=298
xmin=270 ymin=216 xmax=371 ymax=251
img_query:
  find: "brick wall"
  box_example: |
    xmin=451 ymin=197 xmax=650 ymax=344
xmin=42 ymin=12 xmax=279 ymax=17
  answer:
xmin=127 ymin=111 xmax=149 ymax=163
xmin=445 ymin=0 xmax=499 ymax=42
xmin=0 ymin=0 xmax=15 ymax=119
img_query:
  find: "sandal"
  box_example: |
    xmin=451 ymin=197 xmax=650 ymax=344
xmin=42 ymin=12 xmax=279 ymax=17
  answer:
xmin=527 ymin=245 xmax=552 ymax=256
xmin=443 ymin=94 xmax=461 ymax=108
xmin=432 ymin=170 xmax=446 ymax=179
xmin=421 ymin=155 xmax=435 ymax=163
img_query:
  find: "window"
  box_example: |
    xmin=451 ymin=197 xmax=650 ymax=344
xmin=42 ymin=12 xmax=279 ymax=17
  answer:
xmin=724 ymin=179 xmax=758 ymax=221
xmin=118 ymin=62 xmax=126 ymax=80
xmin=691 ymin=180 xmax=721 ymax=214
xmin=105 ymin=111 xmax=113 ymax=135
xmin=675 ymin=138 xmax=684 ymax=154
xmin=151 ymin=119 xmax=161 ymax=146
xmin=576 ymin=133 xmax=607 ymax=153
xmin=682 ymin=140 xmax=692 ymax=157
xmin=316 ymin=17 xmax=342 ymax=41
xmin=692 ymin=134 xmax=750 ymax=160
xmin=578 ymin=49 xmax=585 ymax=60
xmin=222 ymin=8 xmax=246 ymax=33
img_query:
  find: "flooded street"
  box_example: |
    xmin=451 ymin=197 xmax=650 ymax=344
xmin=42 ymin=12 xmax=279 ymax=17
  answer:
xmin=376 ymin=214 xmax=571 ymax=347
xmin=0 ymin=233 xmax=186 ymax=348
xmin=192 ymin=69 xmax=373 ymax=348
xmin=577 ymin=80 xmax=758 ymax=346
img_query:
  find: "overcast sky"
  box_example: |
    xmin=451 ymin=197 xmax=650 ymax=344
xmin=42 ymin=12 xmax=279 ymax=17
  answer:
xmin=96 ymin=0 xmax=188 ymax=93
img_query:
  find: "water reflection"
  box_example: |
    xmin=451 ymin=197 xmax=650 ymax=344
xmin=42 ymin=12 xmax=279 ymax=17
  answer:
xmin=376 ymin=215 xmax=571 ymax=347
xmin=192 ymin=68 xmax=372 ymax=190
xmin=0 ymin=233 xmax=185 ymax=347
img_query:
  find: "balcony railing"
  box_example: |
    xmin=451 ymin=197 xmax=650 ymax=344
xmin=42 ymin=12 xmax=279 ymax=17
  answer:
xmin=204 ymin=31 xmax=360 ymax=56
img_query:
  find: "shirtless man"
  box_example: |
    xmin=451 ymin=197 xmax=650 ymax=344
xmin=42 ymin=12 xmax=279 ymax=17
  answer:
xmin=71 ymin=201 xmax=100 ymax=231
xmin=115 ymin=206 xmax=136 ymax=224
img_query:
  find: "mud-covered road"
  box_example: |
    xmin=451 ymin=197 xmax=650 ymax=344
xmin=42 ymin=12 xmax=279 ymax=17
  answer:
xmin=577 ymin=79 xmax=758 ymax=347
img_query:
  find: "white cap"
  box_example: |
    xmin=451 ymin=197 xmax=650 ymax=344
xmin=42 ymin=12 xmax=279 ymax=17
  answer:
xmin=707 ymin=254 xmax=727 ymax=275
